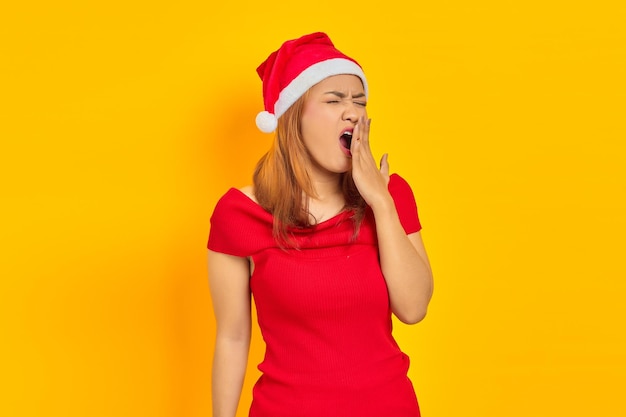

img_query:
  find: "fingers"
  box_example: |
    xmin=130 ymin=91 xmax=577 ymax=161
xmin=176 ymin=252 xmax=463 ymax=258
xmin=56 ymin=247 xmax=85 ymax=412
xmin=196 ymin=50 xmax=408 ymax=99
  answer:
xmin=351 ymin=116 xmax=372 ymax=159
xmin=380 ymin=153 xmax=389 ymax=178
xmin=361 ymin=116 xmax=371 ymax=145
xmin=357 ymin=116 xmax=371 ymax=147
xmin=350 ymin=117 xmax=391 ymax=204
xmin=351 ymin=116 xmax=390 ymax=178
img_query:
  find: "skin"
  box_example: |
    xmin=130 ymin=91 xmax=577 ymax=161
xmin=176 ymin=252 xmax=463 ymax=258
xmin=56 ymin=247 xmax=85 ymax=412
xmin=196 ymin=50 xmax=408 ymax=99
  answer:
xmin=208 ymin=74 xmax=433 ymax=417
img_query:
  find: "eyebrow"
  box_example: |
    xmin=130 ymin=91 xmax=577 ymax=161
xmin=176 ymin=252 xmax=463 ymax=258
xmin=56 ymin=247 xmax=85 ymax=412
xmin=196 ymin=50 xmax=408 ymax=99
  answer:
xmin=323 ymin=91 xmax=366 ymax=99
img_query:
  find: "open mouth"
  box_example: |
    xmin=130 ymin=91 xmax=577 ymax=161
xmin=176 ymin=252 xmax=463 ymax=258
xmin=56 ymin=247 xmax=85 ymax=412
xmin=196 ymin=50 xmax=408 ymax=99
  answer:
xmin=339 ymin=131 xmax=353 ymax=150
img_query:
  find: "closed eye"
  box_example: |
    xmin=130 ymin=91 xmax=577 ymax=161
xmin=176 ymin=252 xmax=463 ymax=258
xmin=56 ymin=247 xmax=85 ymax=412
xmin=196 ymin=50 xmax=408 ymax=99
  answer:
xmin=354 ymin=101 xmax=367 ymax=107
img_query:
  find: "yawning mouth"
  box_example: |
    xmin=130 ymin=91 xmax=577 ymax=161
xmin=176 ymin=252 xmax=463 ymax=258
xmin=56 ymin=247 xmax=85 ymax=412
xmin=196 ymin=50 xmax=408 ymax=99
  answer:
xmin=339 ymin=131 xmax=353 ymax=150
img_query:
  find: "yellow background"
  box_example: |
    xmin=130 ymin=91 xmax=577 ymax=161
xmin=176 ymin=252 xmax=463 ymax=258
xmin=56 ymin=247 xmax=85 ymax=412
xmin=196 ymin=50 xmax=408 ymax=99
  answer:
xmin=2 ymin=1 xmax=625 ymax=416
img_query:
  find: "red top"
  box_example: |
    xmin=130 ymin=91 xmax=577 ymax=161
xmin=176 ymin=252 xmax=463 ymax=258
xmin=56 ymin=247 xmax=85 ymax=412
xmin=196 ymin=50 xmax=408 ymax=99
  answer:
xmin=208 ymin=174 xmax=422 ymax=417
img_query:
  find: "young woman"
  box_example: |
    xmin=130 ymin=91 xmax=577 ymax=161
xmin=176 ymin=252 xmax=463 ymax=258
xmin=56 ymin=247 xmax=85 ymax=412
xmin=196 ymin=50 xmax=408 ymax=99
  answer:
xmin=207 ymin=32 xmax=433 ymax=417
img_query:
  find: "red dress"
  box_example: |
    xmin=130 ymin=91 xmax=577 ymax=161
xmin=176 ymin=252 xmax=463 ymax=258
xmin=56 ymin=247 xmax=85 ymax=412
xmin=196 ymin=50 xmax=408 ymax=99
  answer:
xmin=208 ymin=174 xmax=422 ymax=417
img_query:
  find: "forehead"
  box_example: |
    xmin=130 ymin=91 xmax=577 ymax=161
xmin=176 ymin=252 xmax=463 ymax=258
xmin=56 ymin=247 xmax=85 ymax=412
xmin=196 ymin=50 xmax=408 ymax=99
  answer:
xmin=309 ymin=74 xmax=365 ymax=94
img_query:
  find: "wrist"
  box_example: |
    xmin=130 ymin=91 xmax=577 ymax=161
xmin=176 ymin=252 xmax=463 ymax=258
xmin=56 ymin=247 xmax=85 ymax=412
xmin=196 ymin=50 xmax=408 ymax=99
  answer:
xmin=369 ymin=193 xmax=395 ymax=215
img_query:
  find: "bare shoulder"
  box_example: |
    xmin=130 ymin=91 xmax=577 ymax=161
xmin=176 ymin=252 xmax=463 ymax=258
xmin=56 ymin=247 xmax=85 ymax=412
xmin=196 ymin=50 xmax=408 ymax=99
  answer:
xmin=239 ymin=185 xmax=258 ymax=203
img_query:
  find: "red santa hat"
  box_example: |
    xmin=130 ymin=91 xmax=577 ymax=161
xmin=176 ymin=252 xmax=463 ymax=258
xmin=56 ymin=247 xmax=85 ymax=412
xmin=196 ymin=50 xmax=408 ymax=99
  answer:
xmin=255 ymin=32 xmax=368 ymax=133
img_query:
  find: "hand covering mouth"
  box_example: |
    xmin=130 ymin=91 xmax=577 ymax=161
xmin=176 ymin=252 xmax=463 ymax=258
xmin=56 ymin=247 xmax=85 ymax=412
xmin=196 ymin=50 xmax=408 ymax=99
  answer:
xmin=339 ymin=131 xmax=353 ymax=150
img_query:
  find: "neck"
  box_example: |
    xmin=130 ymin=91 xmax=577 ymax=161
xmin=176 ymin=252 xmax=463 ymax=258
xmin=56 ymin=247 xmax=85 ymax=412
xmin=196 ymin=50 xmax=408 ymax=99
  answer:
xmin=305 ymin=159 xmax=344 ymax=198
xmin=304 ymin=172 xmax=346 ymax=223
xmin=309 ymin=172 xmax=343 ymax=201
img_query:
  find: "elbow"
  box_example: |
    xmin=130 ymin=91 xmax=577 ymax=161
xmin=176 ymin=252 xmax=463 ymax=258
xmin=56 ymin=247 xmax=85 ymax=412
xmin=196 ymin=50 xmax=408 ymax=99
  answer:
xmin=391 ymin=278 xmax=434 ymax=325
xmin=394 ymin=306 xmax=428 ymax=325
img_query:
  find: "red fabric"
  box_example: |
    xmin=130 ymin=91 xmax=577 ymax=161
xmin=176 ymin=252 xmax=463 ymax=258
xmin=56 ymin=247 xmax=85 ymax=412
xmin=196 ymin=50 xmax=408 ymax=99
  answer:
xmin=256 ymin=32 xmax=363 ymax=115
xmin=208 ymin=174 xmax=422 ymax=417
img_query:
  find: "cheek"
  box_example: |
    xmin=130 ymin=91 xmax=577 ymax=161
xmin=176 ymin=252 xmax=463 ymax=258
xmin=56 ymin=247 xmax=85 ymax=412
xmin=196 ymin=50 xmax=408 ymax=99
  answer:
xmin=302 ymin=104 xmax=330 ymax=124
xmin=300 ymin=107 xmax=319 ymax=136
xmin=301 ymin=107 xmax=333 ymax=138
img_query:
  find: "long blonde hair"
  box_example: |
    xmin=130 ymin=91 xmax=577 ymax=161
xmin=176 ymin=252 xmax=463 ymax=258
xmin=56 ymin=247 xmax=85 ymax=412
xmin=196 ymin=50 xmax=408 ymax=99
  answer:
xmin=253 ymin=94 xmax=366 ymax=246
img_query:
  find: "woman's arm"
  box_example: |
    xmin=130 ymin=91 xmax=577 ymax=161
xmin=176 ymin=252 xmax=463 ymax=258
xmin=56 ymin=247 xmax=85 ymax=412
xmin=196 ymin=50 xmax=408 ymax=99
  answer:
xmin=350 ymin=117 xmax=434 ymax=324
xmin=208 ymin=250 xmax=252 ymax=417
xmin=370 ymin=202 xmax=433 ymax=324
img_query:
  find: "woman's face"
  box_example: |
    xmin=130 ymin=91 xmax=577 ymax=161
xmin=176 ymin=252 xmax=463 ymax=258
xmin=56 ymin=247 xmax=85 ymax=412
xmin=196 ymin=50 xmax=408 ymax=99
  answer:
xmin=300 ymin=74 xmax=367 ymax=179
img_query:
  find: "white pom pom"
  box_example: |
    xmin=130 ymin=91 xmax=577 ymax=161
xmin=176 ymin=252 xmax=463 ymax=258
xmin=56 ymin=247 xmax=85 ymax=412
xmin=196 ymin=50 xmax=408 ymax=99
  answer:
xmin=256 ymin=111 xmax=278 ymax=133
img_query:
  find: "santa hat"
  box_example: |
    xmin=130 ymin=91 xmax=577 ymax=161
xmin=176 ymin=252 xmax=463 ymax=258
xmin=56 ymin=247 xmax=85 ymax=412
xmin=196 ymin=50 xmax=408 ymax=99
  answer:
xmin=255 ymin=32 xmax=368 ymax=133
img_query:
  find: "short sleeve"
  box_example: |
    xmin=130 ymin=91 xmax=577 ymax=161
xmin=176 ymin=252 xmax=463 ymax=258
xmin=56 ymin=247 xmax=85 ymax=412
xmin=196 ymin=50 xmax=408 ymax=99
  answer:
xmin=207 ymin=189 xmax=274 ymax=257
xmin=388 ymin=174 xmax=422 ymax=234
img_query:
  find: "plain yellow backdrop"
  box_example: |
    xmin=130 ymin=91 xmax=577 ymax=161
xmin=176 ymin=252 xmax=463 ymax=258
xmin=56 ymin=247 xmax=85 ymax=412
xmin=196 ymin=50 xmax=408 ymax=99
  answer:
xmin=1 ymin=1 xmax=625 ymax=416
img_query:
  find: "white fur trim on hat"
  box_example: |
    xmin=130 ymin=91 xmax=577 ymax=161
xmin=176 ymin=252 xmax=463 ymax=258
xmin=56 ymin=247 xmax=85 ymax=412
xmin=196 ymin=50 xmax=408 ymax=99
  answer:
xmin=274 ymin=58 xmax=368 ymax=120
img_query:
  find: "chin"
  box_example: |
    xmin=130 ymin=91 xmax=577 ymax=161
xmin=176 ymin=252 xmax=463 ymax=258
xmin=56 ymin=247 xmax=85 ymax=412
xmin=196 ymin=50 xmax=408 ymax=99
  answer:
xmin=334 ymin=164 xmax=351 ymax=175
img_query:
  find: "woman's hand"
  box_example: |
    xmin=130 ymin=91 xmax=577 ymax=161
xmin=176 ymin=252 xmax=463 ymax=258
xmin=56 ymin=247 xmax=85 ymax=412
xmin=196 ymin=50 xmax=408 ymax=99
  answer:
xmin=350 ymin=116 xmax=392 ymax=209
xmin=351 ymin=117 xmax=433 ymax=323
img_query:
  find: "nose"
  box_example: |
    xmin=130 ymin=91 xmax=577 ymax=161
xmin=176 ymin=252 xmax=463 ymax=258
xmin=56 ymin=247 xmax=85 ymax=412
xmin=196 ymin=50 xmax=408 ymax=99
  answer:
xmin=342 ymin=101 xmax=360 ymax=124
